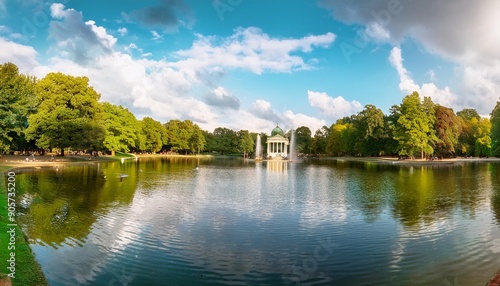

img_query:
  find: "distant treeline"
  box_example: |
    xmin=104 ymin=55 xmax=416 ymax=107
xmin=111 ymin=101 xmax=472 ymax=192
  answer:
xmin=2 ymin=62 xmax=500 ymax=158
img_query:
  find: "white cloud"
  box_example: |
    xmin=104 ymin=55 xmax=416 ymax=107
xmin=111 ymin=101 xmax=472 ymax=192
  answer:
xmin=320 ymin=0 xmax=500 ymax=114
xmin=49 ymin=3 xmax=117 ymax=65
xmin=459 ymin=62 xmax=500 ymax=113
xmin=172 ymin=27 xmax=335 ymax=75
xmin=307 ymin=90 xmax=362 ymax=120
xmin=282 ymin=110 xmax=327 ymax=132
xmin=251 ymin=99 xmax=281 ymax=124
xmin=1 ymin=4 xmax=334 ymax=135
xmin=117 ymin=27 xmax=127 ymax=36
xmin=0 ymin=25 xmax=10 ymax=33
xmin=248 ymin=99 xmax=327 ymax=132
xmin=320 ymin=0 xmax=500 ymax=63
xmin=363 ymin=22 xmax=390 ymax=42
xmin=426 ymin=69 xmax=436 ymax=81
xmin=388 ymin=47 xmax=421 ymax=94
xmin=389 ymin=47 xmax=457 ymax=108
xmin=0 ymin=37 xmax=39 ymax=71
xmin=151 ymin=30 xmax=162 ymax=40
xmin=203 ymin=86 xmax=240 ymax=110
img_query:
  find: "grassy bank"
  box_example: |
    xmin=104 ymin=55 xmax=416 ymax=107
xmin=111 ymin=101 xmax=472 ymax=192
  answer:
xmin=0 ymin=166 xmax=48 ymax=286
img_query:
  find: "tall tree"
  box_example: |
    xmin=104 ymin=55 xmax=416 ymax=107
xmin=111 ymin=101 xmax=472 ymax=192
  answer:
xmin=311 ymin=126 xmax=330 ymax=155
xmin=393 ymin=92 xmax=435 ymax=159
xmin=0 ymin=62 xmax=37 ymax=153
xmin=457 ymin=108 xmax=480 ymax=122
xmin=140 ymin=117 xmax=167 ymax=153
xmin=472 ymin=117 xmax=491 ymax=157
xmin=295 ymin=126 xmax=312 ymax=154
xmin=213 ymin=127 xmax=239 ymax=155
xmin=202 ymin=130 xmax=216 ymax=152
xmin=457 ymin=108 xmax=485 ymax=156
xmin=101 ymin=102 xmax=139 ymax=154
xmin=165 ymin=120 xmax=205 ymax=154
xmin=433 ymin=105 xmax=462 ymax=157
xmin=326 ymin=122 xmax=348 ymax=156
xmin=26 ymin=72 xmax=103 ymax=155
xmin=189 ymin=127 xmax=206 ymax=154
xmin=355 ymin=104 xmax=386 ymax=156
xmin=238 ymin=130 xmax=254 ymax=158
xmin=491 ymin=102 xmax=500 ymax=156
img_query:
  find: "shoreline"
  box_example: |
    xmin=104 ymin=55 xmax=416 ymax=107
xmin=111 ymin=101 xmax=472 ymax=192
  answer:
xmin=307 ymin=156 xmax=500 ymax=166
xmin=2 ymin=154 xmax=500 ymax=171
xmin=0 ymin=166 xmax=48 ymax=286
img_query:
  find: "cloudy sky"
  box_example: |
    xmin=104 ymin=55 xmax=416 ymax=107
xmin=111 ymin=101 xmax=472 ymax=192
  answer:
xmin=1 ymin=0 xmax=499 ymax=133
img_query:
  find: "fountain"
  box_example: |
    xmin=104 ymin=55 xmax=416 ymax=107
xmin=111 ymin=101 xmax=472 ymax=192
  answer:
xmin=289 ymin=129 xmax=296 ymax=161
xmin=255 ymin=134 xmax=262 ymax=161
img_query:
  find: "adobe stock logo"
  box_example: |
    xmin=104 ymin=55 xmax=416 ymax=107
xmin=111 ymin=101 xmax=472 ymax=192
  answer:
xmin=279 ymin=235 xmax=339 ymax=285
xmin=213 ymin=0 xmax=244 ymax=21
xmin=21 ymin=9 xmax=50 ymax=38
xmin=340 ymin=0 xmax=411 ymax=63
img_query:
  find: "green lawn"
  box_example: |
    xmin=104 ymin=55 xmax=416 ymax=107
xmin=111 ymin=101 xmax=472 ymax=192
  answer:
xmin=0 ymin=166 xmax=47 ymax=286
xmin=114 ymin=151 xmax=136 ymax=158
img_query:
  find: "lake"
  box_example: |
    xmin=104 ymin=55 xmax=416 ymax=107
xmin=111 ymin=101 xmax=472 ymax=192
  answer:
xmin=12 ymin=157 xmax=500 ymax=285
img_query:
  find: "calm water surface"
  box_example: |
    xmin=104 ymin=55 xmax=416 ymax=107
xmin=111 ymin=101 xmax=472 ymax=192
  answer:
xmin=11 ymin=158 xmax=500 ymax=285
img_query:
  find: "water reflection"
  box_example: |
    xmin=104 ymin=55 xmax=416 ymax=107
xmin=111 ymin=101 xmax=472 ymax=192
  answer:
xmin=266 ymin=160 xmax=288 ymax=173
xmin=10 ymin=158 xmax=500 ymax=285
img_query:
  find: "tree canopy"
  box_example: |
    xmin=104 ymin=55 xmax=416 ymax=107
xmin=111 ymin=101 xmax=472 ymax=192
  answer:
xmin=2 ymin=62 xmax=498 ymax=159
xmin=26 ymin=72 xmax=103 ymax=155
xmin=0 ymin=62 xmax=37 ymax=152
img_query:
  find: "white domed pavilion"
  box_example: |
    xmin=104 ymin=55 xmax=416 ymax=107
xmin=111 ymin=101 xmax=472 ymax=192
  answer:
xmin=266 ymin=125 xmax=289 ymax=159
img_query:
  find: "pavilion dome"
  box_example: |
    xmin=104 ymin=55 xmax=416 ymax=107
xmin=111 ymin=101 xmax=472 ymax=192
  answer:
xmin=271 ymin=125 xmax=285 ymax=137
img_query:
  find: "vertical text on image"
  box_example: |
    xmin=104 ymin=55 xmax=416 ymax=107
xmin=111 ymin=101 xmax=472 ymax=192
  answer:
xmin=6 ymin=171 xmax=17 ymax=279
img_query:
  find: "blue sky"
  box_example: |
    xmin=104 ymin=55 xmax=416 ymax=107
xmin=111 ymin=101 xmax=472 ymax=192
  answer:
xmin=1 ymin=0 xmax=499 ymax=133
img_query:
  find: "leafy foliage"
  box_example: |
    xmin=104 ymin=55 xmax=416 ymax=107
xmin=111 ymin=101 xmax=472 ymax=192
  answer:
xmin=392 ymin=92 xmax=435 ymax=159
xmin=102 ymin=102 xmax=139 ymax=153
xmin=0 ymin=62 xmax=37 ymax=152
xmin=491 ymin=102 xmax=500 ymax=156
xmin=2 ymin=62 xmax=498 ymax=159
xmin=26 ymin=72 xmax=103 ymax=155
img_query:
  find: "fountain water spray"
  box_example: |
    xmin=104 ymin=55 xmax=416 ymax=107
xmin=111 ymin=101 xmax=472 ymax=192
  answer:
xmin=255 ymin=134 xmax=262 ymax=160
xmin=289 ymin=129 xmax=296 ymax=161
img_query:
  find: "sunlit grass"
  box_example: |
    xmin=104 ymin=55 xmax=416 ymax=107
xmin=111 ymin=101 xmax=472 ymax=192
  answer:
xmin=0 ymin=166 xmax=47 ymax=286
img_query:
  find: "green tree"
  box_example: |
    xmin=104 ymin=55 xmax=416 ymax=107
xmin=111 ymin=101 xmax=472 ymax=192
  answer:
xmin=101 ymin=102 xmax=139 ymax=154
xmin=326 ymin=122 xmax=348 ymax=156
xmin=213 ymin=127 xmax=239 ymax=154
xmin=26 ymin=72 xmax=103 ymax=155
xmin=189 ymin=127 xmax=206 ymax=154
xmin=472 ymin=117 xmax=491 ymax=157
xmin=491 ymin=102 xmax=500 ymax=156
xmin=433 ymin=105 xmax=462 ymax=157
xmin=355 ymin=104 xmax=386 ymax=156
xmin=457 ymin=108 xmax=480 ymax=122
xmin=295 ymin=126 xmax=312 ymax=154
xmin=164 ymin=120 xmax=205 ymax=154
xmin=140 ymin=117 xmax=167 ymax=153
xmin=0 ymin=62 xmax=37 ymax=153
xmin=393 ymin=92 xmax=435 ymax=159
xmin=165 ymin=119 xmax=189 ymax=152
xmin=311 ymin=126 xmax=329 ymax=155
xmin=238 ymin=130 xmax=254 ymax=158
xmin=202 ymin=130 xmax=216 ymax=152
